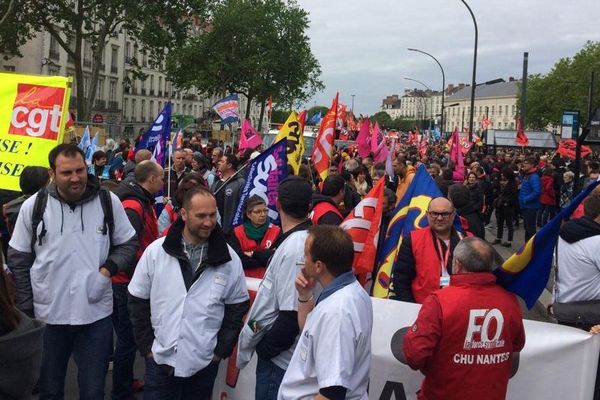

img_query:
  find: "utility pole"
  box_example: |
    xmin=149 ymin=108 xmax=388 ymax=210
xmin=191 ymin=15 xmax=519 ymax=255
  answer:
xmin=520 ymin=52 xmax=529 ymax=128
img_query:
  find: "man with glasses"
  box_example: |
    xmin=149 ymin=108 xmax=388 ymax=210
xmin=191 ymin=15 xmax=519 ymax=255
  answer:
xmin=390 ymin=197 xmax=467 ymax=303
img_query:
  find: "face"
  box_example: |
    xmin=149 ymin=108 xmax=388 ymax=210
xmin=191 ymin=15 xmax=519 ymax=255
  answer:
xmin=328 ymin=166 xmax=338 ymax=175
xmin=95 ymin=157 xmax=107 ymax=167
xmin=51 ymin=153 xmax=88 ymax=202
xmin=521 ymin=161 xmax=533 ymax=173
xmin=247 ymin=203 xmax=268 ymax=226
xmin=173 ymin=151 xmax=185 ymax=170
xmin=467 ymin=174 xmax=477 ymax=184
xmin=218 ymin=156 xmax=231 ymax=174
xmin=181 ymin=193 xmax=218 ymax=242
xmin=148 ymin=169 xmax=164 ymax=194
xmin=191 ymin=159 xmax=200 ymax=171
xmin=564 ymin=174 xmax=573 ymax=183
xmin=303 ymin=235 xmax=318 ymax=279
xmin=212 ymin=150 xmax=221 ymax=164
xmin=392 ymin=160 xmax=406 ymax=176
xmin=426 ymin=198 xmax=455 ymax=235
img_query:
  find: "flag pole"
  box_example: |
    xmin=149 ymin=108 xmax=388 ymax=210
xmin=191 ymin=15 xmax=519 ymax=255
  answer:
xmin=213 ymin=161 xmax=250 ymax=196
xmin=167 ymin=143 xmax=172 ymax=199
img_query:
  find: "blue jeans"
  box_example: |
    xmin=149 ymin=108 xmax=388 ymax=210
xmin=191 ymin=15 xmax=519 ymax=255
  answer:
xmin=255 ymin=356 xmax=286 ymax=400
xmin=112 ymin=283 xmax=137 ymax=400
xmin=39 ymin=315 xmax=113 ymax=400
xmin=144 ymin=357 xmax=219 ymax=400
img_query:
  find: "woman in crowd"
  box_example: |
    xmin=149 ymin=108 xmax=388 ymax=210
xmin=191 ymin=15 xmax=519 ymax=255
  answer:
xmin=0 ymin=253 xmax=46 ymax=400
xmin=89 ymin=150 xmax=114 ymax=181
xmin=560 ymin=171 xmax=575 ymax=209
xmin=352 ymin=165 xmax=370 ymax=198
xmin=494 ymin=168 xmax=519 ymax=247
xmin=465 ymin=171 xmax=484 ymax=215
xmin=229 ymin=195 xmax=280 ymax=279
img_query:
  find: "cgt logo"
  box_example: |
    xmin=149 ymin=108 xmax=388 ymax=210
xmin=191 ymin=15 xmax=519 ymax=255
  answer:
xmin=9 ymin=84 xmax=65 ymax=140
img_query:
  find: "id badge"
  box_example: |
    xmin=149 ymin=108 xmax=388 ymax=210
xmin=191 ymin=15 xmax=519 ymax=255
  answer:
xmin=440 ymin=276 xmax=451 ymax=288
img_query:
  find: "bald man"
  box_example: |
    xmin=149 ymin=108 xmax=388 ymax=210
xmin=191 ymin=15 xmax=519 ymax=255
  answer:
xmin=390 ymin=197 xmax=468 ymax=303
xmin=121 ymin=149 xmax=153 ymax=185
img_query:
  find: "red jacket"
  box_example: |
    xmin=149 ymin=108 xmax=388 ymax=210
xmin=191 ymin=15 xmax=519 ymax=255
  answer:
xmin=540 ymin=175 xmax=556 ymax=206
xmin=233 ymin=223 xmax=281 ymax=278
xmin=311 ymin=200 xmax=343 ymax=225
xmin=403 ymin=273 xmax=526 ymax=400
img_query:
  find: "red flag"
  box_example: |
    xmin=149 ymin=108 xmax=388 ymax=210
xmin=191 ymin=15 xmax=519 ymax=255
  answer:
xmin=481 ymin=114 xmax=493 ymax=130
xmin=340 ymin=178 xmax=385 ymax=275
xmin=336 ymin=103 xmax=346 ymax=130
xmin=267 ymin=96 xmax=273 ymax=119
xmin=312 ymin=93 xmax=339 ymax=181
xmin=297 ymin=110 xmax=307 ymax=130
xmin=419 ymin=133 xmax=428 ymax=158
xmin=556 ymin=139 xmax=592 ymax=160
xmin=356 ymin=117 xmax=371 ymax=158
xmin=515 ymin=117 xmax=529 ymax=146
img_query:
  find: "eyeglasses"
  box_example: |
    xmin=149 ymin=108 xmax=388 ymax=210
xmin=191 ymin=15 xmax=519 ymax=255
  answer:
xmin=251 ymin=209 xmax=269 ymax=215
xmin=427 ymin=211 xmax=454 ymax=219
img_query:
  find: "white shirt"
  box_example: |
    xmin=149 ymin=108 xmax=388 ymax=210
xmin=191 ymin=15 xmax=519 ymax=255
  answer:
xmin=555 ymin=236 xmax=600 ymax=302
xmin=237 ymin=229 xmax=316 ymax=370
xmin=9 ymin=191 xmax=135 ymax=325
xmin=278 ymin=280 xmax=373 ymax=400
xmin=128 ymin=237 xmax=249 ymax=378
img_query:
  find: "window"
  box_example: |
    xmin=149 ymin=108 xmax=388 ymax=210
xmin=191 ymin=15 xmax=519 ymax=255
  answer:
xmin=491 ymin=106 xmax=495 ymax=116
xmin=131 ymin=99 xmax=136 ymax=121
xmin=505 ymin=105 xmax=508 ymax=115
xmin=126 ymin=42 xmax=131 ymax=59
xmin=111 ymin=46 xmax=118 ymax=71
xmin=150 ymin=75 xmax=154 ymax=92
xmin=159 ymin=76 xmax=163 ymax=93
xmin=49 ymin=35 xmax=60 ymax=61
xmin=149 ymin=100 xmax=154 ymax=120
xmin=499 ymin=106 xmax=502 ymax=116
xmin=3 ymin=65 xmax=16 ymax=72
xmin=109 ymin=79 xmax=117 ymax=102
xmin=97 ymin=78 xmax=105 ymax=100
xmin=512 ymin=105 xmax=516 ymax=116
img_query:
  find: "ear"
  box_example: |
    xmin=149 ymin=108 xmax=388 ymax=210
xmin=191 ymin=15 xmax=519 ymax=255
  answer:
xmin=180 ymin=207 xmax=188 ymax=222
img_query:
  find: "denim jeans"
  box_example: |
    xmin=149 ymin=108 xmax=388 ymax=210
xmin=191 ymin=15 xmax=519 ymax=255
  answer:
xmin=144 ymin=357 xmax=219 ymax=400
xmin=255 ymin=356 xmax=286 ymax=400
xmin=39 ymin=315 xmax=113 ymax=400
xmin=112 ymin=283 xmax=137 ymax=400
xmin=522 ymin=208 xmax=539 ymax=243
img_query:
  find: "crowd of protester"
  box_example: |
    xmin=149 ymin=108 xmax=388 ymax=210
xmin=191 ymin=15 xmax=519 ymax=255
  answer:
xmin=2 ymin=130 xmax=600 ymax=400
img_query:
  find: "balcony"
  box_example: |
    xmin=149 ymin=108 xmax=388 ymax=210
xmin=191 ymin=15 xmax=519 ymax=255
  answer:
xmin=108 ymin=101 xmax=119 ymax=110
xmin=94 ymin=99 xmax=106 ymax=109
xmin=110 ymin=65 xmax=118 ymax=74
xmin=49 ymin=49 xmax=60 ymax=61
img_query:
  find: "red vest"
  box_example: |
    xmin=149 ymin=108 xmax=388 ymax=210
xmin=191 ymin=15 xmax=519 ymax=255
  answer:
xmin=410 ymin=227 xmax=469 ymax=304
xmin=310 ymin=201 xmax=342 ymax=225
xmin=417 ymin=274 xmax=525 ymax=400
xmin=112 ymin=198 xmax=158 ymax=284
xmin=233 ymin=224 xmax=281 ymax=279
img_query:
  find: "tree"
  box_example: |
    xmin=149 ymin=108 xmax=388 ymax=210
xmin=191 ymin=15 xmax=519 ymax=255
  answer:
xmin=370 ymin=111 xmax=393 ymax=129
xmin=521 ymin=41 xmax=600 ymax=129
xmin=166 ymin=0 xmax=323 ymax=130
xmin=0 ymin=0 xmax=212 ymax=121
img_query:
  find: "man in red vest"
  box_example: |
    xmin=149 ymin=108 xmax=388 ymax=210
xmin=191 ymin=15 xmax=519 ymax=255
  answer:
xmin=390 ymin=197 xmax=467 ymax=304
xmin=112 ymin=160 xmax=163 ymax=399
xmin=400 ymin=237 xmax=525 ymax=400
xmin=311 ymin=174 xmax=344 ymax=225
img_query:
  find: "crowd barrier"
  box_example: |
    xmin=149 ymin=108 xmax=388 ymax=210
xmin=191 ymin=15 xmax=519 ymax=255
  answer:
xmin=213 ymin=281 xmax=600 ymax=400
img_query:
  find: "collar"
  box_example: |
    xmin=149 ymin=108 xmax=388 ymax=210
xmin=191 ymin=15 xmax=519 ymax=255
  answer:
xmin=450 ymin=272 xmax=497 ymax=287
xmin=162 ymin=217 xmax=231 ymax=267
xmin=272 ymin=219 xmax=311 ymax=249
xmin=316 ymin=271 xmax=356 ymax=305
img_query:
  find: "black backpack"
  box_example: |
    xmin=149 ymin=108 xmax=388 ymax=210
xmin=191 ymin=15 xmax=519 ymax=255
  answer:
xmin=30 ymin=187 xmax=114 ymax=254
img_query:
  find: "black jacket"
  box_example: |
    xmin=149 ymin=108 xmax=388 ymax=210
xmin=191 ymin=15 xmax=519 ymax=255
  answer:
xmin=212 ymin=173 xmax=246 ymax=236
xmin=128 ymin=218 xmax=250 ymax=358
xmin=456 ymin=203 xmax=485 ymax=240
xmin=560 ymin=216 xmax=600 ymax=243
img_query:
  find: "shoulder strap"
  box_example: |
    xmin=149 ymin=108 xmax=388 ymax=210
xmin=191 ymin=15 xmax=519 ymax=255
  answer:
xmin=30 ymin=188 xmax=48 ymax=254
xmin=99 ymin=187 xmax=114 ymax=247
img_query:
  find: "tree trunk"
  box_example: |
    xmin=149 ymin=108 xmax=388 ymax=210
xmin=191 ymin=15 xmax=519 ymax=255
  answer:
xmin=245 ymin=95 xmax=253 ymax=120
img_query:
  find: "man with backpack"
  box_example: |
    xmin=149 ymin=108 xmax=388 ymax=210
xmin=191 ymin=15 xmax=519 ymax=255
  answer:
xmin=111 ymin=160 xmax=163 ymax=399
xmin=7 ymin=144 xmax=137 ymax=400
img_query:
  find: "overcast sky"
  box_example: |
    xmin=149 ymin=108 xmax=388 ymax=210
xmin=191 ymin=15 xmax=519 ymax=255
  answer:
xmin=296 ymin=0 xmax=600 ymax=115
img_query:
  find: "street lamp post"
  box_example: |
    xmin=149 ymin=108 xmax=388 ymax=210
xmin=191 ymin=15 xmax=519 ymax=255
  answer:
xmin=407 ymin=48 xmax=446 ymax=133
xmin=460 ymin=0 xmax=478 ymax=141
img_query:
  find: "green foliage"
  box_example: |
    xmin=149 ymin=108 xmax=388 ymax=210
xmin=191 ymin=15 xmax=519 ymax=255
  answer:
xmin=307 ymin=105 xmax=328 ymax=120
xmin=270 ymin=109 xmax=290 ymax=124
xmin=521 ymin=41 xmax=600 ymax=129
xmin=166 ymin=0 xmax=323 ymax=118
xmin=0 ymin=0 xmax=212 ymax=120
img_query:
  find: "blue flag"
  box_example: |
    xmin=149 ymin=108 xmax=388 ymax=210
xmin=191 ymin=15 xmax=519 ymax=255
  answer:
xmin=137 ymin=102 xmax=172 ymax=165
xmin=212 ymin=94 xmax=240 ymax=125
xmin=79 ymin=126 xmax=90 ymax=153
xmin=495 ymin=179 xmax=600 ymax=309
xmin=232 ymin=139 xmax=288 ymax=227
xmin=308 ymin=111 xmax=322 ymax=125
xmin=85 ymin=132 xmax=99 ymax=166
xmin=373 ymin=165 xmax=444 ymax=297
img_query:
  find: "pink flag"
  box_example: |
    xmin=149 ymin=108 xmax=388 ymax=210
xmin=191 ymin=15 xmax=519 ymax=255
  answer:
xmin=239 ymin=119 xmax=263 ymax=151
xmin=450 ymin=128 xmax=465 ymax=182
xmin=356 ymin=117 xmax=371 ymax=158
xmin=371 ymin=122 xmax=381 ymax=154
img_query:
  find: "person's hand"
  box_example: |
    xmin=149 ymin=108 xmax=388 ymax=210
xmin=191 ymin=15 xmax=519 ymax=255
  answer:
xmin=99 ymin=267 xmax=111 ymax=278
xmin=146 ymin=351 xmax=153 ymax=359
xmin=295 ymin=268 xmax=316 ymax=300
xmin=244 ymin=251 xmax=254 ymax=257
xmin=212 ymin=354 xmax=222 ymax=363
xmin=590 ymin=325 xmax=600 ymax=334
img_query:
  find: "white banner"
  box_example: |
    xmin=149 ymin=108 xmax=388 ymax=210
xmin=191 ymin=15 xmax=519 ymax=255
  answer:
xmin=213 ymin=296 xmax=600 ymax=400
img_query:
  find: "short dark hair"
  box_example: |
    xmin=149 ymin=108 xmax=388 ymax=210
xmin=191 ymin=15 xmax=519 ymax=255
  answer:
xmin=224 ymin=154 xmax=240 ymax=170
xmin=308 ymin=225 xmax=354 ymax=277
xmin=322 ymin=174 xmax=345 ymax=197
xmin=19 ymin=166 xmax=49 ymax=195
xmin=278 ymin=176 xmax=312 ymax=219
xmin=523 ymin=157 xmax=536 ymax=166
xmin=134 ymin=160 xmax=162 ymax=183
xmin=182 ymin=186 xmax=214 ymax=210
xmin=92 ymin=150 xmax=107 ymax=163
xmin=48 ymin=143 xmax=86 ymax=170
xmin=448 ymin=184 xmax=471 ymax=209
xmin=584 ymin=190 xmax=600 ymax=219
xmin=453 ymin=237 xmax=494 ymax=273
xmin=174 ymin=173 xmax=205 ymax=206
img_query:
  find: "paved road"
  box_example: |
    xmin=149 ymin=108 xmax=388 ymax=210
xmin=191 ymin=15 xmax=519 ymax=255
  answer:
xmin=38 ymin=217 xmax=555 ymax=399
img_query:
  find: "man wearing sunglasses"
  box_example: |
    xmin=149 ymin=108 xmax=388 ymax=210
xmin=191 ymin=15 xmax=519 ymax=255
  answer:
xmin=390 ymin=197 xmax=467 ymax=304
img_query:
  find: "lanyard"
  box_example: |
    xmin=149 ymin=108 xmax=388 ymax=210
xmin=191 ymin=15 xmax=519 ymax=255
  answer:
xmin=434 ymin=236 xmax=451 ymax=277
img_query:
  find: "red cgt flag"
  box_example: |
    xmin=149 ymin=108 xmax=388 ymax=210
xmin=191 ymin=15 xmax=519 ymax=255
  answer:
xmin=312 ymin=93 xmax=338 ymax=181
xmin=340 ymin=178 xmax=385 ymax=275
xmin=516 ymin=117 xmax=529 ymax=146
